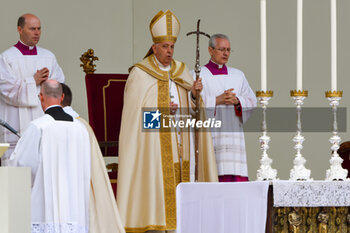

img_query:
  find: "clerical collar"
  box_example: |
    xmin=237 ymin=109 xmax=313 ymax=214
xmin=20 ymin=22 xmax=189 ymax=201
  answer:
xmin=45 ymin=105 xmax=61 ymax=112
xmin=153 ymin=56 xmax=171 ymax=71
xmin=14 ymin=41 xmax=37 ymax=55
xmin=205 ymin=60 xmax=228 ymax=75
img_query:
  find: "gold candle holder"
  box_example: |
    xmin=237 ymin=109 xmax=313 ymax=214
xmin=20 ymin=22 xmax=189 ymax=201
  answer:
xmin=256 ymin=90 xmax=273 ymax=98
xmin=325 ymin=90 xmax=343 ymax=98
xmin=290 ymin=90 xmax=308 ymax=97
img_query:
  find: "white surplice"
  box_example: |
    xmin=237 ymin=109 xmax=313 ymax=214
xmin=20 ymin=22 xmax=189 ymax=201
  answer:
xmin=0 ymin=46 xmax=64 ymax=165
xmin=197 ymin=66 xmax=257 ymax=176
xmin=63 ymin=106 xmax=126 ymax=233
xmin=11 ymin=114 xmax=90 ymax=233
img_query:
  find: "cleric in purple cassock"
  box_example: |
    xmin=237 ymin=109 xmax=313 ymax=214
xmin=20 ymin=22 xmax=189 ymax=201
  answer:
xmin=193 ymin=33 xmax=257 ymax=182
xmin=0 ymin=13 xmax=64 ymax=166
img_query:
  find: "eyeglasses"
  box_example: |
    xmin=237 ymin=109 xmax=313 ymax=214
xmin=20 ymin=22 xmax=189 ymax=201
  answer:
xmin=213 ymin=47 xmax=233 ymax=53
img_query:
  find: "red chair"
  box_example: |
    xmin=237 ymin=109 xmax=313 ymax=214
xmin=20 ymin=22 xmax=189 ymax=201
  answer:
xmin=85 ymin=73 xmax=128 ymax=197
xmin=106 ymin=163 xmax=118 ymax=197
xmin=338 ymin=141 xmax=350 ymax=178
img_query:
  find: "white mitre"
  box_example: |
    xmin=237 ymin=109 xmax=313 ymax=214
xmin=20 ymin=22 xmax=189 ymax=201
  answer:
xmin=150 ymin=10 xmax=180 ymax=44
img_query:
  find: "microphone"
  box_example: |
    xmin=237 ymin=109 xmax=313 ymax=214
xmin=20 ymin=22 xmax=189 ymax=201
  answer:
xmin=0 ymin=119 xmax=21 ymax=137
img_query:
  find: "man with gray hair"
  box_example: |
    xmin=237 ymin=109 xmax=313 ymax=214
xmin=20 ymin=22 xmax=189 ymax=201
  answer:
xmin=0 ymin=13 xmax=64 ymax=166
xmin=10 ymin=80 xmax=91 ymax=232
xmin=195 ymin=33 xmax=257 ymax=182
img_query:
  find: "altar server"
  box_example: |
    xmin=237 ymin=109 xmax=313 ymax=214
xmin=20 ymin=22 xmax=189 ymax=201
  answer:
xmin=11 ymin=80 xmax=90 ymax=232
xmin=0 ymin=13 xmax=64 ymax=166
xmin=196 ymin=34 xmax=257 ymax=182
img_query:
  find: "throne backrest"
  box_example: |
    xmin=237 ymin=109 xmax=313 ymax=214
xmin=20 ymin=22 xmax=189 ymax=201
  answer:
xmin=85 ymin=73 xmax=128 ymax=156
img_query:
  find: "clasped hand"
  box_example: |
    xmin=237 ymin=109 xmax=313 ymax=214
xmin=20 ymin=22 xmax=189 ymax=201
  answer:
xmin=216 ymin=88 xmax=239 ymax=105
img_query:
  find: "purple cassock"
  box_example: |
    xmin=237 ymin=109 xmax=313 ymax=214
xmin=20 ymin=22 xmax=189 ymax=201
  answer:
xmin=14 ymin=41 xmax=37 ymax=55
xmin=205 ymin=60 xmax=228 ymax=75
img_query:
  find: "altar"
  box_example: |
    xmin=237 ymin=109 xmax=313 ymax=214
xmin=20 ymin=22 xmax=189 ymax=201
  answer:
xmin=271 ymin=180 xmax=350 ymax=233
xmin=177 ymin=181 xmax=350 ymax=233
xmin=176 ymin=182 xmax=270 ymax=233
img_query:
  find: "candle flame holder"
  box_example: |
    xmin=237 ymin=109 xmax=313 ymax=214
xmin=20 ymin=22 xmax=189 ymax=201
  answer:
xmin=256 ymin=90 xmax=278 ymax=180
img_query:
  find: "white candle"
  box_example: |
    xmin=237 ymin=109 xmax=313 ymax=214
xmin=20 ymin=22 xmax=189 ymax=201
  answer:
xmin=331 ymin=0 xmax=337 ymax=91
xmin=261 ymin=0 xmax=267 ymax=92
xmin=296 ymin=0 xmax=303 ymax=91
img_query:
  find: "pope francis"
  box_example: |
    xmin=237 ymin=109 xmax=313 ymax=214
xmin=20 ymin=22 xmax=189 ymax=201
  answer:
xmin=117 ymin=10 xmax=218 ymax=233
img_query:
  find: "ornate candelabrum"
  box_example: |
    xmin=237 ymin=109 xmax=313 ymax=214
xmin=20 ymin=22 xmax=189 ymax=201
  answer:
xmin=289 ymin=90 xmax=312 ymax=180
xmin=325 ymin=91 xmax=347 ymax=180
xmin=256 ymin=90 xmax=277 ymax=180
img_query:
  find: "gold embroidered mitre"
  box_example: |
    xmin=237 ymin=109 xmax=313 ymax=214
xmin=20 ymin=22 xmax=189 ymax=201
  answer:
xmin=150 ymin=10 xmax=180 ymax=43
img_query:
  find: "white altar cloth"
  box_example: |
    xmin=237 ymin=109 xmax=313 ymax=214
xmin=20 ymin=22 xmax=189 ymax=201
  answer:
xmin=273 ymin=180 xmax=350 ymax=207
xmin=176 ymin=182 xmax=270 ymax=233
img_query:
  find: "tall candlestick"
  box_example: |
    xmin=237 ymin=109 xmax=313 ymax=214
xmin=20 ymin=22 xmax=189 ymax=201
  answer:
xmin=296 ymin=0 xmax=303 ymax=91
xmin=261 ymin=0 xmax=267 ymax=92
xmin=331 ymin=0 xmax=337 ymax=91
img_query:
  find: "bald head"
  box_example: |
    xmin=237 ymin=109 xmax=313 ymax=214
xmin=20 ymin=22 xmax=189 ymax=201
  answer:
xmin=17 ymin=14 xmax=41 ymax=46
xmin=41 ymin=80 xmax=62 ymax=98
xmin=17 ymin=14 xmax=39 ymax=27
xmin=40 ymin=80 xmax=64 ymax=111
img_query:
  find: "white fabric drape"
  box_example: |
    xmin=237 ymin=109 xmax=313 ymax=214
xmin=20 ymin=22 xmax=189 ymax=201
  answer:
xmin=176 ymin=182 xmax=269 ymax=233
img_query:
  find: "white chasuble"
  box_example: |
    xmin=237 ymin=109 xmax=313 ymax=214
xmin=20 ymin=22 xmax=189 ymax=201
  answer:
xmin=197 ymin=66 xmax=257 ymax=177
xmin=11 ymin=115 xmax=90 ymax=233
xmin=0 ymin=46 xmax=64 ymax=165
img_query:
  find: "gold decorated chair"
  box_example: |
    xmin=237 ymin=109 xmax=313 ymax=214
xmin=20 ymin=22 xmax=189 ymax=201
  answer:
xmin=81 ymin=49 xmax=128 ymax=197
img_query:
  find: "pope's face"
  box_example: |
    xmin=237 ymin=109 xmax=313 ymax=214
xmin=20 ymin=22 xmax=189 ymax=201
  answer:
xmin=18 ymin=15 xmax=41 ymax=46
xmin=152 ymin=41 xmax=174 ymax=66
xmin=208 ymin=38 xmax=231 ymax=65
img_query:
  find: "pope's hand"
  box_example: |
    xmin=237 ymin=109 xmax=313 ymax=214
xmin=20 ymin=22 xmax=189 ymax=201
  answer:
xmin=191 ymin=78 xmax=202 ymax=97
xmin=169 ymin=101 xmax=178 ymax=115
